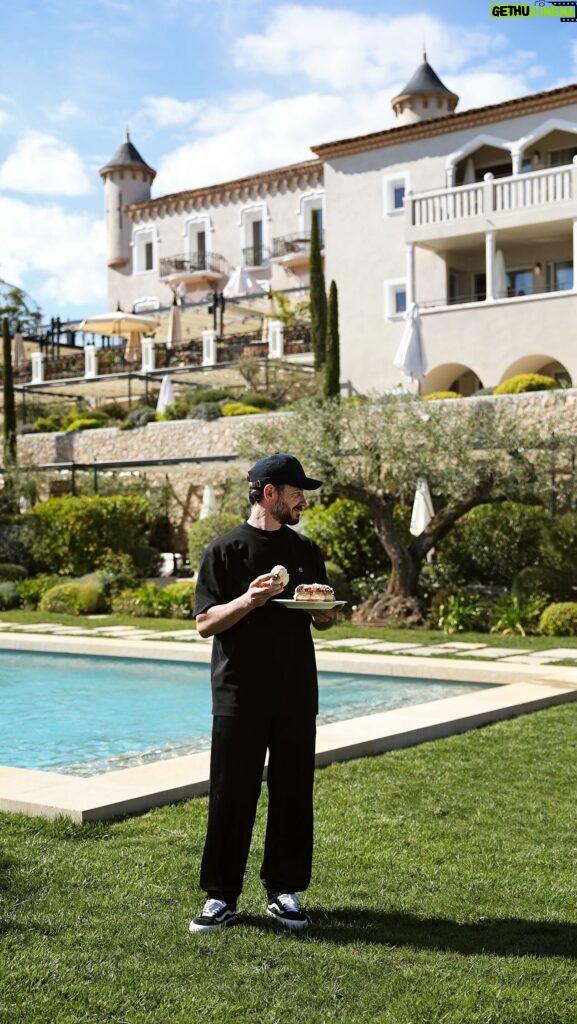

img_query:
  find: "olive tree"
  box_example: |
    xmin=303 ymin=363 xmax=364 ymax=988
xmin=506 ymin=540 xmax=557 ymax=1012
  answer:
xmin=238 ymin=394 xmax=572 ymax=621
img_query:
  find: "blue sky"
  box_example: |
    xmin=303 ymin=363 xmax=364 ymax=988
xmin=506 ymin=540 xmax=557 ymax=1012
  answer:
xmin=1 ymin=0 xmax=576 ymax=324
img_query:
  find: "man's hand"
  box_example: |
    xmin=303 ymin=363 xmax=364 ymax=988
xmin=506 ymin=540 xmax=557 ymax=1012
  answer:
xmin=246 ymin=573 xmax=286 ymax=608
xmin=309 ymin=607 xmax=339 ymax=630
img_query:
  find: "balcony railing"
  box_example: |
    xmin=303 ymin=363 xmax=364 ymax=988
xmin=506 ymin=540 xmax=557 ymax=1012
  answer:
xmin=420 ymin=277 xmax=575 ymax=311
xmin=271 ymin=229 xmax=324 ymax=259
xmin=159 ymin=252 xmax=228 ymax=279
xmin=409 ymin=165 xmax=574 ymax=229
xmin=242 ymin=245 xmax=270 ymax=268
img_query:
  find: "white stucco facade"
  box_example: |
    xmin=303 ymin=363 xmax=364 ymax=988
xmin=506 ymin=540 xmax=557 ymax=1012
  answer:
xmin=102 ymin=71 xmax=577 ymax=396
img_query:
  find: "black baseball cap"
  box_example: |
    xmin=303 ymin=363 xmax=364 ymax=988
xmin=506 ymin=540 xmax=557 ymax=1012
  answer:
xmin=247 ymin=453 xmax=322 ymax=490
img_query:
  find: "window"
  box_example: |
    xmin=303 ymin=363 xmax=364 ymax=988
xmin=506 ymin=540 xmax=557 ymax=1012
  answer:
xmin=506 ymin=267 xmax=533 ymax=297
xmin=385 ymin=279 xmax=407 ymax=320
xmin=547 ymin=260 xmax=573 ymax=292
xmin=383 ymin=173 xmax=409 ymax=216
xmin=298 ymin=192 xmax=325 ymax=240
xmin=548 ymin=147 xmax=577 ymax=167
xmin=185 ymin=216 xmax=211 ymax=269
xmin=133 ymin=228 xmax=155 ymax=274
xmin=240 ymin=203 xmax=269 ymax=266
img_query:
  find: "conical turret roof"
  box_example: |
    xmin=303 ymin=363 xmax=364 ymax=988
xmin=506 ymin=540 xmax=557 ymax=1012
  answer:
xmin=99 ymin=132 xmax=156 ymax=179
xmin=399 ymin=56 xmax=456 ymax=98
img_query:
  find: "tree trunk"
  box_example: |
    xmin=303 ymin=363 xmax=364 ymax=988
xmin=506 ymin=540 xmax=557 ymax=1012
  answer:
xmin=2 ymin=317 xmax=17 ymax=466
xmin=340 ymin=478 xmax=500 ymax=625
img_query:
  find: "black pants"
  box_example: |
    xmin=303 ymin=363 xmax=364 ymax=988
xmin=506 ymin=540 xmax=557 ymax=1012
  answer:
xmin=200 ymin=713 xmax=317 ymax=904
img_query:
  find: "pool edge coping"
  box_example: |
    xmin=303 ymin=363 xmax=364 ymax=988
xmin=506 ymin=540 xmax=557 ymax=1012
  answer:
xmin=3 ymin=633 xmax=577 ymax=822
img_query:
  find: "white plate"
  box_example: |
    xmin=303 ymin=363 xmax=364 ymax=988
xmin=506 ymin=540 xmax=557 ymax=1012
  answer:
xmin=272 ymin=599 xmax=346 ymax=610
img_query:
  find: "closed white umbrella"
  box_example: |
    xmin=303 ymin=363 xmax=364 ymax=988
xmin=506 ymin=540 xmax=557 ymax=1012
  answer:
xmin=495 ymin=249 xmax=507 ymax=299
xmin=393 ymin=303 xmax=427 ymax=387
xmin=156 ymin=375 xmax=175 ymax=413
xmin=167 ymin=295 xmax=182 ymax=349
xmin=223 ymin=266 xmax=265 ymax=299
xmin=199 ymin=484 xmax=217 ymax=519
xmin=11 ymin=330 xmax=26 ymax=369
xmin=410 ymin=478 xmax=435 ymax=562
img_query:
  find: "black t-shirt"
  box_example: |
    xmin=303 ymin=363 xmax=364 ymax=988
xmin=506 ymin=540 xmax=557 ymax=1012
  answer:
xmin=194 ymin=522 xmax=328 ymax=717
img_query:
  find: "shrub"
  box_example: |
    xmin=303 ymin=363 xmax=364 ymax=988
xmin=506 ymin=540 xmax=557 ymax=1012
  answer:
xmin=422 ymin=390 xmax=462 ymax=401
xmin=39 ymin=580 xmax=107 ymax=615
xmin=323 ymin=561 xmax=353 ymax=606
xmin=0 ymin=562 xmax=27 ymax=581
xmin=24 ymin=494 xmax=151 ymax=576
xmin=237 ymin=392 xmax=277 ymax=410
xmin=186 ymin=403 xmax=222 ymax=421
xmin=0 ymin=521 xmax=32 ymax=569
xmin=18 ymin=575 xmax=73 ymax=609
xmin=189 ymin=388 xmax=234 ymax=407
xmin=93 ymin=550 xmax=139 ymax=593
xmin=489 ymin=593 xmax=546 ymax=636
xmin=220 ymin=402 xmax=262 ymax=416
xmin=538 ymin=512 xmax=577 ymax=579
xmin=0 ymin=581 xmax=19 ymax=609
xmin=539 ymin=602 xmax=577 ymax=636
xmin=512 ymin=566 xmax=573 ymax=604
xmin=301 ymin=499 xmax=389 ymax=581
xmin=431 ymin=588 xmax=491 ymax=633
xmin=159 ymin=400 xmax=188 ymax=421
xmin=157 ymin=581 xmax=197 ymax=618
xmin=111 ymin=584 xmax=158 ymax=617
xmin=120 ymin=407 xmax=157 ymax=430
xmin=435 ymin=503 xmax=547 ymax=588
xmin=64 ymin=417 xmax=107 ymax=432
xmin=494 ymin=373 xmax=557 ymax=395
xmin=187 ymin=513 xmax=242 ymax=571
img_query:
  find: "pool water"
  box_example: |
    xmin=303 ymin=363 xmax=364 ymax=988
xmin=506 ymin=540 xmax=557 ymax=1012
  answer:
xmin=1 ymin=651 xmax=492 ymax=776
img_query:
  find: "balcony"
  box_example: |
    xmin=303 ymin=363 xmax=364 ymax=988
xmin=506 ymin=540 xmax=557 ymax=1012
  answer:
xmin=406 ymin=164 xmax=577 ymax=246
xmin=159 ymin=252 xmax=228 ymax=288
xmin=242 ymin=245 xmax=270 ymax=270
xmin=270 ymin=230 xmax=324 ymax=270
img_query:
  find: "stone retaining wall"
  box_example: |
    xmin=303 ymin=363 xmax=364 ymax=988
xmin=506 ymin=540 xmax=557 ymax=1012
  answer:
xmin=14 ymin=390 xmax=577 ymax=536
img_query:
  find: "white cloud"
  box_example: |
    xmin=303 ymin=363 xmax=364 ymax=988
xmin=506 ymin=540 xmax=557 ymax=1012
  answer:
xmin=48 ymin=100 xmax=82 ymax=122
xmin=154 ymin=91 xmax=351 ymax=194
xmin=0 ymin=197 xmax=106 ymax=311
xmin=234 ymin=7 xmax=506 ymax=91
xmin=140 ymin=95 xmax=202 ymax=126
xmin=0 ymin=132 xmax=92 ymax=197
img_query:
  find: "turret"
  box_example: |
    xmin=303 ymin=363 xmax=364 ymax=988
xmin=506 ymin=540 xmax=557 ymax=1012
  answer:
xmin=99 ymin=132 xmax=156 ymax=269
xmin=391 ymin=53 xmax=459 ymax=126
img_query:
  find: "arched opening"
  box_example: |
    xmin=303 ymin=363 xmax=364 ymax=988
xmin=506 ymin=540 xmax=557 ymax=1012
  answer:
xmin=500 ymin=355 xmax=572 ymax=388
xmin=423 ymin=363 xmax=483 ymax=397
xmin=517 ymin=120 xmax=577 ymax=172
xmin=447 ymin=136 xmax=513 ymax=186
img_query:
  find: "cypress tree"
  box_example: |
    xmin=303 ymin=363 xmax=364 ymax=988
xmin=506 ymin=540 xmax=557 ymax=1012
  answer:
xmin=309 ymin=211 xmax=326 ymax=370
xmin=324 ymin=280 xmax=340 ymax=399
xmin=2 ymin=317 xmax=17 ymax=466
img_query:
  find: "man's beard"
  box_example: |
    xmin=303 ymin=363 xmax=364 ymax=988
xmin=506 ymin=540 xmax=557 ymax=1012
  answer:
xmin=271 ymin=496 xmax=301 ymax=526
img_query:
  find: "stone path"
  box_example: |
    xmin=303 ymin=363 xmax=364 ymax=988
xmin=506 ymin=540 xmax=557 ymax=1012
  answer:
xmin=0 ymin=619 xmax=576 ymax=663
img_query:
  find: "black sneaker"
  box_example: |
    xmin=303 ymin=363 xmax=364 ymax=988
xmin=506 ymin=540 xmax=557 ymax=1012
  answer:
xmin=267 ymin=892 xmax=310 ymax=931
xmin=189 ymin=898 xmax=238 ymax=933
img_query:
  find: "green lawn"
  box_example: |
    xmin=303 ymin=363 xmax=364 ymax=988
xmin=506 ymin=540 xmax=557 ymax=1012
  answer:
xmin=2 ymin=608 xmax=577 ymax=654
xmin=2 ymin=704 xmax=577 ymax=1023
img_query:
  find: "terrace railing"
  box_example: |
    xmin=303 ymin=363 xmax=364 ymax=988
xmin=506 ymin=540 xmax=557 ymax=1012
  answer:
xmin=408 ymin=165 xmax=575 ymax=229
xmin=271 ymin=229 xmax=324 ymax=259
xmin=159 ymin=252 xmax=229 ymax=279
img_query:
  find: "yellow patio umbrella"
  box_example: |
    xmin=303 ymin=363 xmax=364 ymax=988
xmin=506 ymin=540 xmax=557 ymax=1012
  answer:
xmin=79 ymin=310 xmax=160 ymax=335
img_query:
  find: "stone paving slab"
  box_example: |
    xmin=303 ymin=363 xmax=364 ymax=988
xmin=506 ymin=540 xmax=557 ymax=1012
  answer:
xmin=454 ymin=646 xmax=532 ymax=658
xmin=318 ymin=639 xmax=422 ymax=651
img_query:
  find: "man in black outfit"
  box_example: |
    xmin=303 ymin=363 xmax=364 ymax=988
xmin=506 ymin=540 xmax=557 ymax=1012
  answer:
xmin=189 ymin=453 xmax=337 ymax=933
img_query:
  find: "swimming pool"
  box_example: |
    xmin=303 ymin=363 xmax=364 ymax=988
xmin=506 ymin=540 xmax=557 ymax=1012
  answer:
xmin=1 ymin=650 xmax=493 ymax=777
